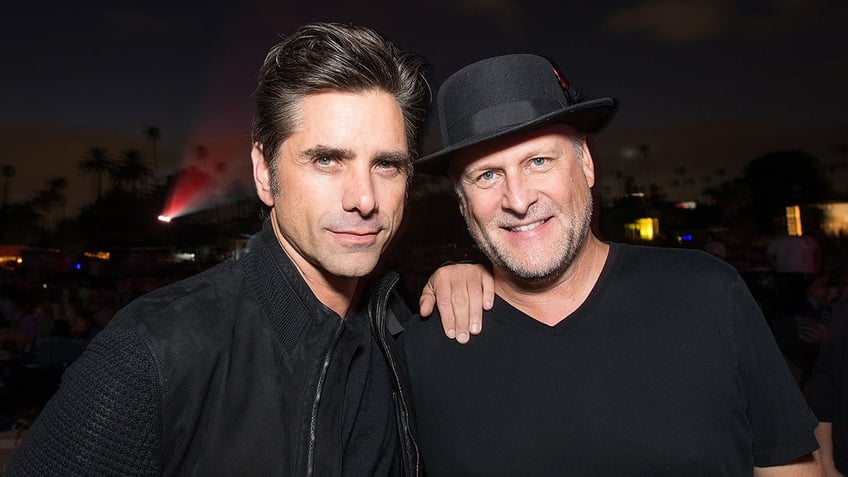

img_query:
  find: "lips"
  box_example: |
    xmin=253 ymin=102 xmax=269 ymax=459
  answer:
xmin=333 ymin=228 xmax=380 ymax=237
xmin=331 ymin=228 xmax=382 ymax=247
xmin=505 ymin=218 xmax=547 ymax=233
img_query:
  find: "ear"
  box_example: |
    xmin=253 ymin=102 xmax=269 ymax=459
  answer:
xmin=580 ymin=141 xmax=596 ymax=188
xmin=251 ymin=143 xmax=274 ymax=207
xmin=456 ymin=187 xmax=470 ymax=222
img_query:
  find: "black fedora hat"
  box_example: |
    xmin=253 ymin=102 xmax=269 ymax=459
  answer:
xmin=416 ymin=54 xmax=617 ymax=175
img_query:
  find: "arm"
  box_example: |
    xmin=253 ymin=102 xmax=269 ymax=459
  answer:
xmin=418 ymin=262 xmax=494 ymax=344
xmin=754 ymin=454 xmax=824 ymax=476
xmin=7 ymin=325 xmax=160 ymax=476
xmin=814 ymin=422 xmax=846 ymax=477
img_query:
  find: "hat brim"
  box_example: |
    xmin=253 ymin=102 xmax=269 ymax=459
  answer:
xmin=416 ymin=97 xmax=618 ymax=176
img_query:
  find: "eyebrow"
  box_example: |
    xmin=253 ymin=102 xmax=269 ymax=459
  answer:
xmin=302 ymin=145 xmax=353 ymax=160
xmin=302 ymin=145 xmax=412 ymax=165
xmin=377 ymin=150 xmax=413 ymax=164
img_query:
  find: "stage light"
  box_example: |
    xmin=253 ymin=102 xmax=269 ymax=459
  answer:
xmin=158 ymin=215 xmax=172 ymax=223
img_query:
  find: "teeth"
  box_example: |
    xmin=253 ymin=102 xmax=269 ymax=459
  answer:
xmin=510 ymin=220 xmax=543 ymax=232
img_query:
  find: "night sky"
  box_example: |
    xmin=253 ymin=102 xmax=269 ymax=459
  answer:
xmin=2 ymin=0 xmax=846 ymax=215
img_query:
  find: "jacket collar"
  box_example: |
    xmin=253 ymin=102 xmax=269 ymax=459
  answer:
xmin=241 ymin=220 xmax=402 ymax=349
xmin=242 ymin=220 xmax=336 ymax=353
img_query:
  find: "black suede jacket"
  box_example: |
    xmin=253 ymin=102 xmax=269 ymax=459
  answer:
xmin=7 ymin=220 xmax=420 ymax=476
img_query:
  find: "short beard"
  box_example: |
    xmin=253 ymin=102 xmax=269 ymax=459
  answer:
xmin=471 ymin=194 xmax=593 ymax=287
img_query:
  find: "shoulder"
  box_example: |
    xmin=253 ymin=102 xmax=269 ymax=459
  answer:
xmin=7 ymin=323 xmax=161 ymax=474
xmin=106 ymin=258 xmax=256 ymax=369
xmin=399 ymin=310 xmax=442 ymax=338
xmin=111 ymin=259 xmax=245 ymax=330
xmin=397 ymin=309 xmax=450 ymax=360
xmin=612 ymin=243 xmax=738 ymax=281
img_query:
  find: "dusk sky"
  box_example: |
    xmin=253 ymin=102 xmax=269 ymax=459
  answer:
xmin=2 ymin=0 xmax=846 ymax=215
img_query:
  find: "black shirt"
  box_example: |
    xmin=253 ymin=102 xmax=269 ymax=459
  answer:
xmin=342 ymin=306 xmax=398 ymax=476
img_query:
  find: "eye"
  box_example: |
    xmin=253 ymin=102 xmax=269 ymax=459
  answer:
xmin=531 ymin=157 xmax=547 ymax=167
xmin=375 ymin=158 xmax=407 ymax=177
xmin=478 ymin=170 xmax=495 ymax=182
xmin=377 ymin=159 xmax=397 ymax=170
xmin=470 ymin=170 xmax=500 ymax=189
xmin=315 ymin=156 xmax=334 ymax=167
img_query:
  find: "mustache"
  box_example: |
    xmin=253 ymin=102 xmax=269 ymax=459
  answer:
xmin=492 ymin=206 xmax=554 ymax=228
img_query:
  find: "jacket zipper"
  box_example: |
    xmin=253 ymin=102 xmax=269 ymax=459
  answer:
xmin=306 ymin=321 xmax=344 ymax=477
xmin=374 ymin=274 xmax=421 ymax=476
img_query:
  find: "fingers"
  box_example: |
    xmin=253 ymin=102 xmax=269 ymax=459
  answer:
xmin=447 ymin=284 xmax=471 ymax=344
xmin=419 ymin=285 xmax=436 ymax=318
xmin=420 ymin=263 xmax=493 ymax=344
xmin=465 ymin=277 xmax=483 ymax=339
xmin=470 ymin=267 xmax=495 ymax=336
xmin=482 ymin=265 xmax=494 ymax=311
xmin=419 ymin=274 xmax=459 ymax=339
xmin=442 ymin=264 xmax=472 ymax=343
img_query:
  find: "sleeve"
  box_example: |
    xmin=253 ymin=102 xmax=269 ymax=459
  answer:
xmin=808 ymin=296 xmax=848 ymax=423
xmin=808 ymin=332 xmax=836 ymax=422
xmin=6 ymin=324 xmax=161 ymax=476
xmin=725 ymin=272 xmax=820 ymax=467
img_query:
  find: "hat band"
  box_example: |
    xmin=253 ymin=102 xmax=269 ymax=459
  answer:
xmin=446 ymin=99 xmax=565 ymax=145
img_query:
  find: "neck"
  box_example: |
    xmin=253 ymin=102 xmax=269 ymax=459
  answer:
xmin=301 ymin=271 xmax=362 ymax=318
xmin=270 ymin=217 xmax=360 ymax=318
xmin=495 ymin=235 xmax=609 ymax=326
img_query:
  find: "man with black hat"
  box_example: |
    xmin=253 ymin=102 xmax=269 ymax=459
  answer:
xmin=400 ymin=54 xmax=823 ymax=475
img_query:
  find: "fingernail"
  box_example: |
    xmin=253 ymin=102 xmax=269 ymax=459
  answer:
xmin=458 ymin=332 xmax=469 ymax=344
xmin=470 ymin=323 xmax=480 ymax=334
xmin=447 ymin=329 xmax=456 ymax=339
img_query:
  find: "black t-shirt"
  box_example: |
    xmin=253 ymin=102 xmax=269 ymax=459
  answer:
xmin=809 ymin=296 xmax=848 ymax=472
xmin=400 ymin=243 xmax=818 ymax=476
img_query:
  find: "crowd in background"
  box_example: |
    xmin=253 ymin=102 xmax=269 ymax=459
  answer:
xmin=0 ymin=229 xmax=846 ymax=435
xmin=0 ymin=265 xmax=208 ymax=427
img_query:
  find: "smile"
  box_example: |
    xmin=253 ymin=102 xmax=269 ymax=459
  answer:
xmin=507 ymin=219 xmax=547 ymax=233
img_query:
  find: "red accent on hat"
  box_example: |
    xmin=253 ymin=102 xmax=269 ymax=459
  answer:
xmin=552 ymin=68 xmax=569 ymax=91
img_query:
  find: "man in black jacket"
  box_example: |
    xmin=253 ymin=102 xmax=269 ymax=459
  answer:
xmin=8 ymin=22 xmax=460 ymax=476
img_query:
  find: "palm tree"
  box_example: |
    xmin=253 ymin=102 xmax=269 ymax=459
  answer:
xmin=145 ymin=126 xmax=161 ymax=185
xmin=113 ymin=148 xmax=154 ymax=194
xmin=2 ymin=164 xmax=15 ymax=209
xmin=78 ymin=147 xmax=114 ymax=200
xmin=47 ymin=177 xmax=69 ymax=220
xmin=29 ymin=177 xmax=68 ymax=229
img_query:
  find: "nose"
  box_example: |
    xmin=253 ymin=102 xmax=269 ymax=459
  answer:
xmin=342 ymin=168 xmax=377 ymax=216
xmin=501 ymin=172 xmax=537 ymax=215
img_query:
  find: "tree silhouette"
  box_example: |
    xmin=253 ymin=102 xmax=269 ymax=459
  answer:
xmin=744 ymin=150 xmax=829 ymax=233
xmin=703 ymin=177 xmax=753 ymax=225
xmin=145 ymin=126 xmax=161 ymax=185
xmin=2 ymin=164 xmax=15 ymax=209
xmin=113 ymin=148 xmax=154 ymax=194
xmin=28 ymin=176 xmax=68 ymax=229
xmin=79 ymin=147 xmax=114 ymax=200
xmin=47 ymin=177 xmax=69 ymax=220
